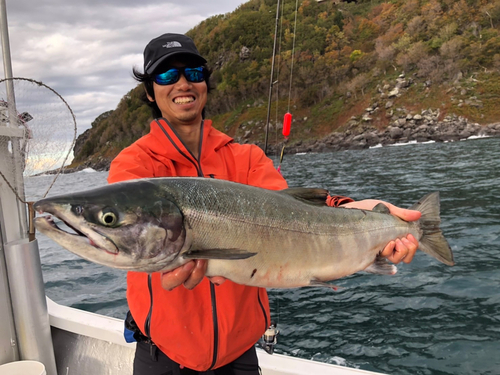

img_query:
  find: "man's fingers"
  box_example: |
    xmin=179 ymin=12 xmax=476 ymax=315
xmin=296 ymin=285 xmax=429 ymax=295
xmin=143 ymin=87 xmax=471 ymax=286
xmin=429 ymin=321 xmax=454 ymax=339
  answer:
xmin=401 ymin=235 xmax=418 ymax=263
xmin=389 ymin=206 xmax=422 ymax=222
xmin=183 ymin=260 xmax=208 ymax=290
xmin=381 ymin=240 xmax=396 ymax=258
xmin=381 ymin=234 xmax=419 ymax=264
xmin=161 ymin=261 xmax=195 ymax=291
xmin=208 ymin=276 xmax=227 ymax=286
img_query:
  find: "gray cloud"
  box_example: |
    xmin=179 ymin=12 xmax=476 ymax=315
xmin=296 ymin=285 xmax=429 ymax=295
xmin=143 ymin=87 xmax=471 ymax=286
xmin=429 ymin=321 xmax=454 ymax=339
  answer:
xmin=1 ymin=0 xmax=246 ymax=134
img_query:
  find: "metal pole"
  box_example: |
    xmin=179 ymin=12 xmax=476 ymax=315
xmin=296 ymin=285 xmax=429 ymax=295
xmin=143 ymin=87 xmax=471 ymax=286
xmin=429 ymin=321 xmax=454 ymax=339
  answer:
xmin=264 ymin=0 xmax=281 ymax=156
xmin=0 ymin=0 xmax=21 ymax=366
xmin=5 ymin=239 xmax=57 ymax=375
xmin=0 ymin=1 xmax=57 ymax=373
xmin=0 ymin=217 xmax=18 ymax=365
xmin=0 ymin=0 xmax=27 ymax=237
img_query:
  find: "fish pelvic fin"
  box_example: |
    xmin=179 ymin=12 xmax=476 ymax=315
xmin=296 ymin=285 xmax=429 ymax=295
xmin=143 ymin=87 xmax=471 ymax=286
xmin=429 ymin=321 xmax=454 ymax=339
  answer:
xmin=309 ymin=279 xmax=341 ymax=291
xmin=411 ymin=192 xmax=455 ymax=266
xmin=183 ymin=249 xmax=257 ymax=260
xmin=364 ymin=255 xmax=398 ymax=275
xmin=280 ymin=188 xmax=329 ymax=206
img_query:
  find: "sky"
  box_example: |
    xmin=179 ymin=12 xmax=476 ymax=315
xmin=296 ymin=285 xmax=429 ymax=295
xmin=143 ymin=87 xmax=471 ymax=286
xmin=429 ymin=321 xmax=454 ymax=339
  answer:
xmin=0 ymin=0 xmax=247 ymax=136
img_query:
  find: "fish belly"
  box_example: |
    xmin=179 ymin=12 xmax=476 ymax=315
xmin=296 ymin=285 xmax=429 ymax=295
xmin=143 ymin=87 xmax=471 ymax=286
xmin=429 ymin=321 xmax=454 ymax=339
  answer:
xmin=203 ymin=218 xmax=416 ymax=288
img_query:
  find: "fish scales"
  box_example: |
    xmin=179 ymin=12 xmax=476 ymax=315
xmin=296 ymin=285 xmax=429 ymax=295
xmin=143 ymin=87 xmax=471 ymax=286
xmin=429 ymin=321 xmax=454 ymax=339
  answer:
xmin=127 ymin=179 xmax=421 ymax=286
xmin=33 ymin=177 xmax=454 ymax=289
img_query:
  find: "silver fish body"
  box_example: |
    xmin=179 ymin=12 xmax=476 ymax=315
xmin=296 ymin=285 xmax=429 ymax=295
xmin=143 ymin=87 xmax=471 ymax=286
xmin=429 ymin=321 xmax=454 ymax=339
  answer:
xmin=34 ymin=177 xmax=454 ymax=288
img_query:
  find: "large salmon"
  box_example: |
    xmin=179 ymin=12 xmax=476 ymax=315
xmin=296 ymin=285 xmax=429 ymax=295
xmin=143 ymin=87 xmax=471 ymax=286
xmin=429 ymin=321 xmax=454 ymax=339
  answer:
xmin=34 ymin=177 xmax=454 ymax=288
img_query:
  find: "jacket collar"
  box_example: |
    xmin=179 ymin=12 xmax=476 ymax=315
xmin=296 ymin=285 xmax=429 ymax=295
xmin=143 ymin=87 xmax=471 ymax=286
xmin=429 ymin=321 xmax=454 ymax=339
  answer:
xmin=148 ymin=118 xmax=233 ymax=168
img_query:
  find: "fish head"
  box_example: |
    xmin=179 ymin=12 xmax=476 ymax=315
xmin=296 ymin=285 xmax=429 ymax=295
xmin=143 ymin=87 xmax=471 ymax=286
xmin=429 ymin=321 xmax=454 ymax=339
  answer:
xmin=34 ymin=180 xmax=186 ymax=272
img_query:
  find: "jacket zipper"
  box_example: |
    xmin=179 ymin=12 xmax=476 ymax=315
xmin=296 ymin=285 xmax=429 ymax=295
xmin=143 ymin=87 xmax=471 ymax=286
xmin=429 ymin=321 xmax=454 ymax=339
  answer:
xmin=143 ymin=274 xmax=158 ymax=360
xmin=156 ymin=119 xmax=205 ymax=176
xmin=144 ymin=275 xmax=153 ymax=337
xmin=148 ymin=119 xmax=221 ymax=367
xmin=206 ymin=174 xmax=219 ymax=369
xmin=209 ymin=282 xmax=219 ymax=369
xmin=257 ymin=289 xmax=269 ymax=331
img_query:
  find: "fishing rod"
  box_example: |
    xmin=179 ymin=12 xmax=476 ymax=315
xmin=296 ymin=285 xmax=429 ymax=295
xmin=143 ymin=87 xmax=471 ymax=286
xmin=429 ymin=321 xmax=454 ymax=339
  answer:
xmin=264 ymin=0 xmax=281 ymax=156
xmin=264 ymin=0 xmax=299 ymax=176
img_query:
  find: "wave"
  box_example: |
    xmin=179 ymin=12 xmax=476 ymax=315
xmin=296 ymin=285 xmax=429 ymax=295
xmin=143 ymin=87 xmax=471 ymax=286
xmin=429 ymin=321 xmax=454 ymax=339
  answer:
xmin=78 ymin=168 xmax=98 ymax=173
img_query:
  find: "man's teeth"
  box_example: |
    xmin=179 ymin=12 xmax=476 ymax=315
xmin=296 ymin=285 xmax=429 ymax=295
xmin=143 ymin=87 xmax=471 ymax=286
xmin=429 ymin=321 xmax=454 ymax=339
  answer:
xmin=174 ymin=97 xmax=194 ymax=104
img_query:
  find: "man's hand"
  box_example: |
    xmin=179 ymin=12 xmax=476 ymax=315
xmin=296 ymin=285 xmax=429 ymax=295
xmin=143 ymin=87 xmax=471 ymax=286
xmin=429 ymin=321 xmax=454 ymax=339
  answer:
xmin=160 ymin=260 xmax=226 ymax=291
xmin=341 ymin=199 xmax=421 ymax=264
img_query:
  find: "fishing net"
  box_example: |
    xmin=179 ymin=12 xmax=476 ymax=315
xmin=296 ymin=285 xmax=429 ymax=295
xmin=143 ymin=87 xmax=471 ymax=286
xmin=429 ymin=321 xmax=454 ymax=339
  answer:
xmin=0 ymin=77 xmax=77 ymax=200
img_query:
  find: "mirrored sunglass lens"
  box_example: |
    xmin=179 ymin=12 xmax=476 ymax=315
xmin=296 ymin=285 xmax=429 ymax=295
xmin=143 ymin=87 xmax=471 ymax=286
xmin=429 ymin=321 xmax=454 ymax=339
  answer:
xmin=184 ymin=68 xmax=205 ymax=83
xmin=155 ymin=69 xmax=180 ymax=84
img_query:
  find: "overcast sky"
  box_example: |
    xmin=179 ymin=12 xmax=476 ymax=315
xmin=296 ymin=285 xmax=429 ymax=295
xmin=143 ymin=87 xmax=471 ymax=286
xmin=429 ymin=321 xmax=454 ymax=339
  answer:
xmin=0 ymin=0 xmax=247 ymax=135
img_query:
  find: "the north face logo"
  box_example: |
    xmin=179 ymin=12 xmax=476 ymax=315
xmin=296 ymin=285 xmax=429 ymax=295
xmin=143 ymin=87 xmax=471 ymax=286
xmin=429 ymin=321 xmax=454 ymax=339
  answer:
xmin=163 ymin=41 xmax=182 ymax=48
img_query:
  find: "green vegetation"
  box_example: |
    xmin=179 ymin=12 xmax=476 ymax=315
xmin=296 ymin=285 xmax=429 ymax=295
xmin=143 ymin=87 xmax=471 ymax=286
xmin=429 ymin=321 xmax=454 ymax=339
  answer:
xmin=71 ymin=0 xmax=500 ymax=166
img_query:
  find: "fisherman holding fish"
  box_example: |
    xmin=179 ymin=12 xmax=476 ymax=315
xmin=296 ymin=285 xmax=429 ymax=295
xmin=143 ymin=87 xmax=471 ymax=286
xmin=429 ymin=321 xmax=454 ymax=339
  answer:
xmin=105 ymin=33 xmax=423 ymax=375
xmin=45 ymin=34 xmax=423 ymax=374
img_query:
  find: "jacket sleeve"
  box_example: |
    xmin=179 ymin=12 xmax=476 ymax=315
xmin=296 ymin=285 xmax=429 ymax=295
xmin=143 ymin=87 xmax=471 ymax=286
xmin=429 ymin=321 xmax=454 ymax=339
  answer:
xmin=107 ymin=146 xmax=157 ymax=184
xmin=246 ymin=146 xmax=288 ymax=191
xmin=326 ymin=195 xmax=355 ymax=207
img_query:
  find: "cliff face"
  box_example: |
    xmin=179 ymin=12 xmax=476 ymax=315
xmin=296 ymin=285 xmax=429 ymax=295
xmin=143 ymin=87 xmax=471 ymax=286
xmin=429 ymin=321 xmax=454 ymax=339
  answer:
xmin=69 ymin=0 xmax=500 ymax=171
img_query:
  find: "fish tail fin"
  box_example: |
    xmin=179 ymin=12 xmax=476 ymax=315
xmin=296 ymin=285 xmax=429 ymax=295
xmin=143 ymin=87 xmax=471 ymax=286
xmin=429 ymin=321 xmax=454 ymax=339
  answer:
xmin=410 ymin=192 xmax=455 ymax=266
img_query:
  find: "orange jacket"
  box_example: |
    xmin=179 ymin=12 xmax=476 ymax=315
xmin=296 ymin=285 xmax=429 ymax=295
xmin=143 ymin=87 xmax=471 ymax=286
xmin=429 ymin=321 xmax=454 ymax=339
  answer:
xmin=108 ymin=118 xmax=288 ymax=371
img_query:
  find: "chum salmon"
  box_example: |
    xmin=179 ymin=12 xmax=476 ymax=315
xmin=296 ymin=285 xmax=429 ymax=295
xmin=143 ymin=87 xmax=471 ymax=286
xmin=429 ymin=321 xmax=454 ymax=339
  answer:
xmin=34 ymin=177 xmax=454 ymax=288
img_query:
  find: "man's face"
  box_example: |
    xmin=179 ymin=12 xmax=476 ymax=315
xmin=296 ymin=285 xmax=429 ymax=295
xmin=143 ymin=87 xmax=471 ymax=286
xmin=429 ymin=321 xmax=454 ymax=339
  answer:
xmin=149 ymin=58 xmax=207 ymax=127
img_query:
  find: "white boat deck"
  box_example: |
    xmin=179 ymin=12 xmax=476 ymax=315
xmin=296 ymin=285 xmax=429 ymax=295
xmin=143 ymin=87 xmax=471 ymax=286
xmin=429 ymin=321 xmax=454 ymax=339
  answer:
xmin=47 ymin=298 xmax=384 ymax=375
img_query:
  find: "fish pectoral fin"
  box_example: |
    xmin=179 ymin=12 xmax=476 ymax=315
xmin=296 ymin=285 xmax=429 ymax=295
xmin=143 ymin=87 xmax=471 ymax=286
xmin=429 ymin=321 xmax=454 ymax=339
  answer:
xmin=309 ymin=279 xmax=341 ymax=291
xmin=183 ymin=249 xmax=257 ymax=260
xmin=372 ymin=203 xmax=391 ymax=214
xmin=280 ymin=188 xmax=329 ymax=206
xmin=364 ymin=256 xmax=398 ymax=275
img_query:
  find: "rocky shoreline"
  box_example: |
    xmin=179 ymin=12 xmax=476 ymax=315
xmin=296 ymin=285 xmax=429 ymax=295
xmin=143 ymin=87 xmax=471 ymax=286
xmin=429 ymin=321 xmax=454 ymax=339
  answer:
xmin=65 ymin=115 xmax=499 ymax=174
xmin=277 ymin=109 xmax=500 ymax=154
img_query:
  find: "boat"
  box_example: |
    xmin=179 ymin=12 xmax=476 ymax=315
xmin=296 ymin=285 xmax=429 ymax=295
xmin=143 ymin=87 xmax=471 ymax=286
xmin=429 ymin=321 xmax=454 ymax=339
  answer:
xmin=0 ymin=1 xmax=385 ymax=373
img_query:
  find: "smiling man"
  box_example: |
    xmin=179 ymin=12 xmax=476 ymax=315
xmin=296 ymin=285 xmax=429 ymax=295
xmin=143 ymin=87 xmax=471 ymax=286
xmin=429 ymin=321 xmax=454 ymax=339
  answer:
xmin=107 ymin=33 xmax=420 ymax=375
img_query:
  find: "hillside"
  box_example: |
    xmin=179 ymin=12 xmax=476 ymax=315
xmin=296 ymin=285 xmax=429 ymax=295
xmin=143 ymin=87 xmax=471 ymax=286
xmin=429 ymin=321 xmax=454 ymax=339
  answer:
xmin=70 ymin=0 xmax=500 ymax=170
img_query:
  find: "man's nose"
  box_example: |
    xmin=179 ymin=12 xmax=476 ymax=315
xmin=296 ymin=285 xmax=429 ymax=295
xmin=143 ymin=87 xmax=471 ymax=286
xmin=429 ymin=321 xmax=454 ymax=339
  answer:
xmin=175 ymin=73 xmax=191 ymax=89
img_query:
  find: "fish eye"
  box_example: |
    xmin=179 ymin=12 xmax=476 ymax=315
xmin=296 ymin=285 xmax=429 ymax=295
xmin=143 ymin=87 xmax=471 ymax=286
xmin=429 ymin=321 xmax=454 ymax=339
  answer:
xmin=99 ymin=208 xmax=119 ymax=227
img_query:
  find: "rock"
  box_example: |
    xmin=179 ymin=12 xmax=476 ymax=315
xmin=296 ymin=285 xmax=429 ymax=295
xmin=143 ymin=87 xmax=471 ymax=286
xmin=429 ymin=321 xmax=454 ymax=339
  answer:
xmin=458 ymin=130 xmax=471 ymax=139
xmin=395 ymin=79 xmax=410 ymax=89
xmin=239 ymin=46 xmax=251 ymax=61
xmin=388 ymin=88 xmax=400 ymax=98
xmin=389 ymin=126 xmax=403 ymax=139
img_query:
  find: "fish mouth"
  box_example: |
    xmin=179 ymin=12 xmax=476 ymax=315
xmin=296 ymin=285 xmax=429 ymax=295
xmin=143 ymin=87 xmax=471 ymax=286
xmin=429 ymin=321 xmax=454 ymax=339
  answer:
xmin=35 ymin=214 xmax=119 ymax=255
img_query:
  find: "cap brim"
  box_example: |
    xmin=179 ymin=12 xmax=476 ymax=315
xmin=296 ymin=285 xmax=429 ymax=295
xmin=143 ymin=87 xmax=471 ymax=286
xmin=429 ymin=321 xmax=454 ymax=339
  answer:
xmin=146 ymin=52 xmax=207 ymax=74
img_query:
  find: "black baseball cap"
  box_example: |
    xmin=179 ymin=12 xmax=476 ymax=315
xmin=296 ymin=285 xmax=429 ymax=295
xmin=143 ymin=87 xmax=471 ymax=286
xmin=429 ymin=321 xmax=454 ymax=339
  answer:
xmin=143 ymin=33 xmax=207 ymax=74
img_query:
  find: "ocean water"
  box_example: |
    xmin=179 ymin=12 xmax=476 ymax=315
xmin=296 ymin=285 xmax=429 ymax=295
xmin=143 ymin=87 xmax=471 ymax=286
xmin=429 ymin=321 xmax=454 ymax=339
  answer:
xmin=25 ymin=137 xmax=500 ymax=375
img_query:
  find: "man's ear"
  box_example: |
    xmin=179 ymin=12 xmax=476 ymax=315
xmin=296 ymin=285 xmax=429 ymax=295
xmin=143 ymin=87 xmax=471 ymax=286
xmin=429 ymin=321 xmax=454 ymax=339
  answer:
xmin=145 ymin=88 xmax=154 ymax=102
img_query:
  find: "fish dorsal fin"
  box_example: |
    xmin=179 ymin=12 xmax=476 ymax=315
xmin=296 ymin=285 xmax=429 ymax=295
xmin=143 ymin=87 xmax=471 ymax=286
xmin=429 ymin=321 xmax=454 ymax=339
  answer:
xmin=280 ymin=188 xmax=329 ymax=206
xmin=372 ymin=203 xmax=391 ymax=214
xmin=364 ymin=255 xmax=398 ymax=275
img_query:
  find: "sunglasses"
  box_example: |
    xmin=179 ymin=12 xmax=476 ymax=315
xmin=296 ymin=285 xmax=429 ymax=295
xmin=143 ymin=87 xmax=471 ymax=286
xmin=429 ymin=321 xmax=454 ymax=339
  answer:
xmin=153 ymin=66 xmax=207 ymax=85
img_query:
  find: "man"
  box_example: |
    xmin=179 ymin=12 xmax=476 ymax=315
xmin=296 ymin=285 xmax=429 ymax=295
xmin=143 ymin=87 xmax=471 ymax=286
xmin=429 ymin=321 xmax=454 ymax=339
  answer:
xmin=108 ymin=33 xmax=419 ymax=375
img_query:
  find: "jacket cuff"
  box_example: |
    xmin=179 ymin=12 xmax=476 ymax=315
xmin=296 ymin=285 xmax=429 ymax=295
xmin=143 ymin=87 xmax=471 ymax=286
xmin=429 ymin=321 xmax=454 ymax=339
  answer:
xmin=326 ymin=195 xmax=355 ymax=207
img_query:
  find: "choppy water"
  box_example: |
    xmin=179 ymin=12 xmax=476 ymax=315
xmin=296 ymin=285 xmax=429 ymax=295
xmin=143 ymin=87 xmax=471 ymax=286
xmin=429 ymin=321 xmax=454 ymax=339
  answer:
xmin=25 ymin=137 xmax=500 ymax=375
